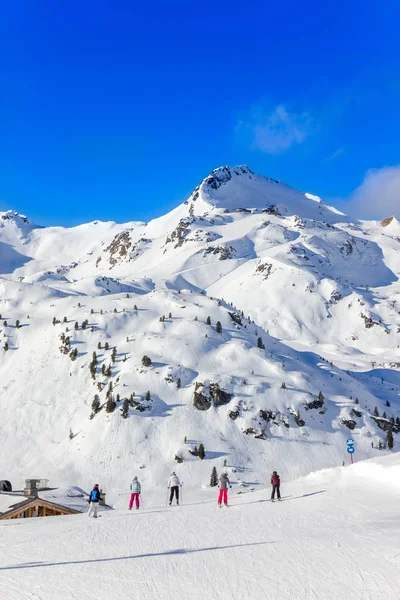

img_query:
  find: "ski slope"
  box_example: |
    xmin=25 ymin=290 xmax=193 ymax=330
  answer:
xmin=1 ymin=455 xmax=399 ymax=600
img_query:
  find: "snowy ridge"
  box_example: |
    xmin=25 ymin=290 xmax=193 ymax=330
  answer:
xmin=0 ymin=165 xmax=399 ymax=496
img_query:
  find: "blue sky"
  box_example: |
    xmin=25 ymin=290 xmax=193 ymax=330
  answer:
xmin=1 ymin=0 xmax=399 ymax=226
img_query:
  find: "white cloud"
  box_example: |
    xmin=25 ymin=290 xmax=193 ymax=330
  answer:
xmin=236 ymin=103 xmax=312 ymax=155
xmin=345 ymin=166 xmax=400 ymax=219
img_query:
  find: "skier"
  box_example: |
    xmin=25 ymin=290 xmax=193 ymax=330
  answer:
xmin=218 ymin=471 xmax=232 ymax=507
xmin=88 ymin=484 xmax=101 ymax=518
xmin=167 ymin=471 xmax=182 ymax=505
xmin=270 ymin=471 xmax=281 ymax=501
xmin=129 ymin=476 xmax=141 ymax=510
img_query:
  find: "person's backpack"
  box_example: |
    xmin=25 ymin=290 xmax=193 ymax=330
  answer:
xmin=91 ymin=488 xmax=101 ymax=502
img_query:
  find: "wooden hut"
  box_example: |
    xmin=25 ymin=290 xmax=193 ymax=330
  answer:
xmin=0 ymin=496 xmax=80 ymax=520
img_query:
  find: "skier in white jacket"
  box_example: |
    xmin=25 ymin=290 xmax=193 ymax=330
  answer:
xmin=167 ymin=472 xmax=182 ymax=505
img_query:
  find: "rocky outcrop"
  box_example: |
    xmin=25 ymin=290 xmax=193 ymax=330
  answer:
xmin=256 ymin=262 xmax=273 ymax=279
xmin=193 ymin=382 xmax=212 ymax=411
xmin=210 ymin=383 xmax=233 ymax=407
xmin=193 ymin=382 xmax=233 ymax=411
xmin=166 ymin=218 xmax=194 ymax=248
xmin=228 ymin=312 xmax=242 ymax=326
xmin=203 ymin=245 xmax=236 ymax=260
xmin=380 ymin=216 xmax=394 ymax=227
xmin=341 ymin=419 xmax=356 ymax=430
xmin=304 ymin=398 xmax=324 ymax=411
xmin=106 ymin=230 xmax=133 ymax=266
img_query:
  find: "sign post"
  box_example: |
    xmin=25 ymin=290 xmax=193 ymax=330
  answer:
xmin=346 ymin=438 xmax=355 ymax=464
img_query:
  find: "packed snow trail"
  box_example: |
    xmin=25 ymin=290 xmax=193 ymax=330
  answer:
xmin=1 ymin=456 xmax=399 ymax=600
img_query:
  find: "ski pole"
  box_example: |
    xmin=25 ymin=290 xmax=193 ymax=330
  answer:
xmin=166 ymin=488 xmax=169 ymax=507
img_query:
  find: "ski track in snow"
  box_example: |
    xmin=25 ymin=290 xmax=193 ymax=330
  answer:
xmin=1 ymin=458 xmax=400 ymax=600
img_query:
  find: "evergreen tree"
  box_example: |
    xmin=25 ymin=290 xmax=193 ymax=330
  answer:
xmin=216 ymin=321 xmax=222 ymax=333
xmin=210 ymin=466 xmax=218 ymax=487
xmin=52 ymin=317 xmax=57 ymax=326
xmin=70 ymin=348 xmax=78 ymax=361
xmin=257 ymin=337 xmax=265 ymax=349
xmin=69 ymin=428 xmax=74 ymax=440
xmin=15 ymin=320 xmax=20 ymax=329
xmin=373 ymin=407 xmax=379 ymax=417
xmin=169 ymin=312 xmax=172 ymax=319
xmin=142 ymin=355 xmax=152 ymax=367
xmin=126 ymin=336 xmax=129 ymax=343
xmin=206 ymin=316 xmax=211 ymax=325
xmin=105 ymin=364 xmax=112 ymax=377
xmin=386 ymin=400 xmax=391 ymax=407
xmin=184 ymin=436 xmax=187 ymax=444
xmin=91 ymin=309 xmax=94 ymax=314
xmin=116 ymin=393 xmax=120 ymax=403
xmin=81 ymin=319 xmax=88 ymax=330
xmin=91 ymin=395 xmax=100 ymax=414
xmin=74 ymin=322 xmax=79 ymax=330
xmin=223 ymin=458 xmax=227 ymax=467
xmin=396 ymin=417 xmax=400 ymax=427
xmin=176 ymin=377 xmax=181 ymax=389
xmin=386 ymin=429 xmax=394 ymax=450
xmin=111 ymin=347 xmax=117 ymax=363
xmin=318 ymin=391 xmax=325 ymax=401
xmin=3 ymin=341 xmax=9 ymax=352
xmin=114 ymin=308 xmax=117 ymax=313
xmin=145 ymin=390 xmax=151 ymax=402
xmin=355 ymin=398 xmax=359 ymax=404
xmin=383 ymin=411 xmax=387 ymax=419
xmin=281 ymin=382 xmax=286 ymax=389
xmin=105 ymin=396 xmax=116 ymax=413
xmin=105 ymin=342 xmax=109 ymax=351
xmin=121 ymin=397 xmax=129 ymax=419
xmin=98 ymin=341 xmax=102 ymax=350
xmin=198 ymin=443 xmax=205 ymax=460
xmin=134 ymin=305 xmax=138 ymax=310
xmin=63 ymin=316 xmax=67 ymax=323
xmin=101 ymin=364 xmax=106 ymax=375
xmin=3 ymin=321 xmax=6 ymax=328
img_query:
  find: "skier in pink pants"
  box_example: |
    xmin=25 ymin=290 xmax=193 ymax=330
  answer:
xmin=218 ymin=472 xmax=232 ymax=507
xmin=129 ymin=476 xmax=141 ymax=510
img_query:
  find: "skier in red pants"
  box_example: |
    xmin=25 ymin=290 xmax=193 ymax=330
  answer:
xmin=129 ymin=476 xmax=141 ymax=510
xmin=218 ymin=472 xmax=232 ymax=507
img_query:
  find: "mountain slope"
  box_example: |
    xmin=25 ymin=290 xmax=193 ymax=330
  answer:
xmin=0 ymin=166 xmax=399 ymax=492
xmin=1 ymin=454 xmax=400 ymax=600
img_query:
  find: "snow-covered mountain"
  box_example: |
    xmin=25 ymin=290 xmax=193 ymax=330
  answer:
xmin=0 ymin=166 xmax=399 ymax=493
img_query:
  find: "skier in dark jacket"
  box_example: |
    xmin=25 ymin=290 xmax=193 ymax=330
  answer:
xmin=88 ymin=484 xmax=101 ymax=518
xmin=270 ymin=471 xmax=281 ymax=501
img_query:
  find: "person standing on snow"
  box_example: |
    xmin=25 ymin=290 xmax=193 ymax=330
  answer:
xmin=129 ymin=476 xmax=141 ymax=510
xmin=88 ymin=484 xmax=102 ymax=518
xmin=218 ymin=472 xmax=232 ymax=507
xmin=167 ymin=471 xmax=182 ymax=505
xmin=271 ymin=471 xmax=281 ymax=501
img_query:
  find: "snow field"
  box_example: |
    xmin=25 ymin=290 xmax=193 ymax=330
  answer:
xmin=1 ymin=455 xmax=399 ymax=600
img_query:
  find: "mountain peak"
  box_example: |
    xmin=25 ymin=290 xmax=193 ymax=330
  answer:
xmin=0 ymin=210 xmax=32 ymax=225
xmin=186 ymin=164 xmax=341 ymax=221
